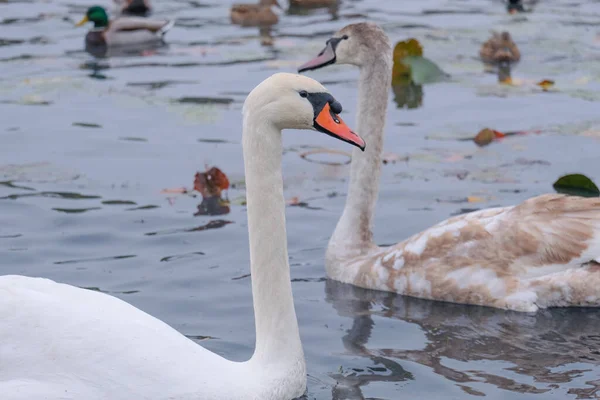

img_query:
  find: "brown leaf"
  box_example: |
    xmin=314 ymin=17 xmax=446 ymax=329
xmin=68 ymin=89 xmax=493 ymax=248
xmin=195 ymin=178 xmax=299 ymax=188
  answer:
xmin=536 ymin=79 xmax=555 ymax=91
xmin=194 ymin=166 xmax=230 ymax=198
xmin=473 ymin=128 xmax=495 ymax=147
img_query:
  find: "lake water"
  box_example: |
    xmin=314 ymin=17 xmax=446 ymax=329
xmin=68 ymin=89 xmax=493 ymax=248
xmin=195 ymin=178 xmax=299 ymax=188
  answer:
xmin=2 ymin=0 xmax=600 ymax=398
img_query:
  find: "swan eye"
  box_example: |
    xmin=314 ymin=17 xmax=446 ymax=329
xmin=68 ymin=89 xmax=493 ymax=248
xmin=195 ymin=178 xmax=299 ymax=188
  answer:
xmin=299 ymin=90 xmax=308 ymax=98
xmin=342 ymin=35 xmax=348 ymax=40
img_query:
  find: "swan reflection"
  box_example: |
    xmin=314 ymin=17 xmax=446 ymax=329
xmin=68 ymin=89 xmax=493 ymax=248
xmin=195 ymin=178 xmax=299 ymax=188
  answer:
xmin=325 ymin=279 xmax=600 ymax=399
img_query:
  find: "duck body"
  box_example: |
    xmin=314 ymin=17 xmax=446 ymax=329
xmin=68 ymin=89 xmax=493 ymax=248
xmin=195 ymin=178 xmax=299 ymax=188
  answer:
xmin=230 ymin=0 xmax=280 ymax=26
xmin=114 ymin=0 xmax=152 ymax=16
xmin=480 ymin=31 xmax=520 ymax=64
xmin=299 ymin=23 xmax=600 ymax=312
xmin=77 ymin=7 xmax=173 ymax=48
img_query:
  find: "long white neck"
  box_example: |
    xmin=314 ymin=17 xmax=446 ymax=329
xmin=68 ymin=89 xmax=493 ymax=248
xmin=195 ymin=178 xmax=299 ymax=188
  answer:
xmin=242 ymin=116 xmax=305 ymax=370
xmin=328 ymin=57 xmax=391 ymax=257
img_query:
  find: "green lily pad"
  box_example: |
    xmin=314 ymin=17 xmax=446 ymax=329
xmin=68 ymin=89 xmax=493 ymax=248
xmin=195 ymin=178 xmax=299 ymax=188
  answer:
xmin=401 ymin=56 xmax=450 ymax=85
xmin=553 ymin=174 xmax=600 ymax=197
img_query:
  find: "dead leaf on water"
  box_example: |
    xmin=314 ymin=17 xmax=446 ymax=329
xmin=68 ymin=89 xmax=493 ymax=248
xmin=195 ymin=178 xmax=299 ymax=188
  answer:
xmin=536 ymin=79 xmax=555 ymax=91
xmin=437 ymin=195 xmax=490 ymax=204
xmin=194 ymin=166 xmax=230 ymax=198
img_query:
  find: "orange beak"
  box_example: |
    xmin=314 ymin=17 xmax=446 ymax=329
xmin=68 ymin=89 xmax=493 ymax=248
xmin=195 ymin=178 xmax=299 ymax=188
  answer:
xmin=314 ymin=103 xmax=365 ymax=151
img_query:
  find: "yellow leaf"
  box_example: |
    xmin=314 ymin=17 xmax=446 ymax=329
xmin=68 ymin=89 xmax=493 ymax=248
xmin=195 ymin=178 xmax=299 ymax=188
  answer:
xmin=467 ymin=196 xmax=485 ymax=203
xmin=536 ymin=79 xmax=555 ymax=91
xmin=392 ymin=39 xmax=423 ymax=85
xmin=473 ymin=128 xmax=495 ymax=147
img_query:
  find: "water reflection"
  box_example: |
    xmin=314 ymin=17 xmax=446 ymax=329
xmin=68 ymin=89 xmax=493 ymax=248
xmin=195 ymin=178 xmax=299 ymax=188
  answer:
xmin=325 ymin=279 xmax=600 ymax=398
xmin=195 ymin=196 xmax=230 ymax=216
xmin=85 ymin=41 xmax=167 ymax=59
xmin=287 ymin=1 xmax=340 ymax=20
xmin=392 ymin=81 xmax=423 ymax=109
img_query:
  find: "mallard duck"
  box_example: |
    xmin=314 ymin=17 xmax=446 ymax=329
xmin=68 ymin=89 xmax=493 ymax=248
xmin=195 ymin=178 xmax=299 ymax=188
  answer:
xmin=289 ymin=0 xmax=338 ymax=8
xmin=75 ymin=6 xmax=173 ymax=47
xmin=230 ymin=0 xmax=281 ymax=27
xmin=506 ymin=0 xmax=538 ymax=14
xmin=114 ymin=0 xmax=152 ymax=16
xmin=479 ymin=31 xmax=520 ymax=64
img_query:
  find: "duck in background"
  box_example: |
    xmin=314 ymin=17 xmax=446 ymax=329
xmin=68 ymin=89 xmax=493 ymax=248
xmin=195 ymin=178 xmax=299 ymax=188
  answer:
xmin=506 ymin=0 xmax=538 ymax=14
xmin=480 ymin=31 xmax=520 ymax=64
xmin=114 ymin=0 xmax=152 ymax=16
xmin=480 ymin=31 xmax=520 ymax=83
xmin=230 ymin=0 xmax=281 ymax=27
xmin=76 ymin=6 xmax=173 ymax=48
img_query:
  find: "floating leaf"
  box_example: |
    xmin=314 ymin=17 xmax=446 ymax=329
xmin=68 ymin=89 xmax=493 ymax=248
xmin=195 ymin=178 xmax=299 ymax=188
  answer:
xmin=536 ymin=79 xmax=555 ymax=91
xmin=73 ymin=122 xmax=101 ymax=128
xmin=473 ymin=128 xmax=504 ymax=147
xmin=553 ymin=174 xmax=600 ymax=197
xmin=402 ymin=56 xmax=449 ymax=85
xmin=392 ymin=39 xmax=448 ymax=86
xmin=194 ymin=166 xmax=230 ymax=198
xmin=392 ymin=39 xmax=422 ymax=85
xmin=161 ymin=187 xmax=188 ymax=194
xmin=467 ymin=196 xmax=486 ymax=203
xmin=393 ymin=39 xmax=423 ymax=60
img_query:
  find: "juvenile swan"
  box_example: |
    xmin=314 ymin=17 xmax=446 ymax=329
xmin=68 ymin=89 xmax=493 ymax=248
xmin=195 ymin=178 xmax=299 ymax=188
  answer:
xmin=299 ymin=22 xmax=600 ymax=312
xmin=0 ymin=73 xmax=365 ymax=400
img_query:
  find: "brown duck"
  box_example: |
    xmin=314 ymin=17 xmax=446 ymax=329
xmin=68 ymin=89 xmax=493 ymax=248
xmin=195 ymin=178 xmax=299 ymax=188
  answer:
xmin=230 ymin=0 xmax=281 ymax=26
xmin=479 ymin=31 xmax=520 ymax=64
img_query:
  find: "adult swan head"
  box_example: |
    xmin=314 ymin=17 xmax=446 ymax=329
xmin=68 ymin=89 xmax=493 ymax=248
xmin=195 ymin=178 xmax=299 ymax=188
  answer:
xmin=299 ymin=23 xmax=600 ymax=313
xmin=0 ymin=73 xmax=365 ymax=400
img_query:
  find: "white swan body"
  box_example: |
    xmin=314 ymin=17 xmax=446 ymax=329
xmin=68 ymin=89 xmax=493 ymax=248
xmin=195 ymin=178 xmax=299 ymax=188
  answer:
xmin=299 ymin=23 xmax=600 ymax=312
xmin=0 ymin=73 xmax=365 ymax=399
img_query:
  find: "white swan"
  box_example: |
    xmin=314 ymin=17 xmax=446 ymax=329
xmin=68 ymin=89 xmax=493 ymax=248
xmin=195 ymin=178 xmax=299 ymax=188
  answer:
xmin=299 ymin=22 xmax=600 ymax=312
xmin=0 ymin=73 xmax=365 ymax=400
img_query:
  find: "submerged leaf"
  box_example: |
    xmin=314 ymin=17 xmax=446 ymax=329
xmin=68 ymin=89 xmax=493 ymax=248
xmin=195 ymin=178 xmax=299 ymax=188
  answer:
xmin=553 ymin=174 xmax=600 ymax=197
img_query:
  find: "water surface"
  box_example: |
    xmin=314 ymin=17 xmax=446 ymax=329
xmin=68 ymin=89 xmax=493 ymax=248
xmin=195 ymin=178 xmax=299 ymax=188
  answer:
xmin=2 ymin=0 xmax=600 ymax=398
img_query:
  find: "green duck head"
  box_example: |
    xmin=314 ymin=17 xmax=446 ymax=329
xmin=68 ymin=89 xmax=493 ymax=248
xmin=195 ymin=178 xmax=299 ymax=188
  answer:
xmin=76 ymin=6 xmax=109 ymax=29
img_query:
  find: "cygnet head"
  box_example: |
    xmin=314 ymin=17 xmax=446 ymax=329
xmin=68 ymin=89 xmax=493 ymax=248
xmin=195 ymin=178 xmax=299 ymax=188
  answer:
xmin=243 ymin=73 xmax=365 ymax=150
xmin=298 ymin=23 xmax=391 ymax=71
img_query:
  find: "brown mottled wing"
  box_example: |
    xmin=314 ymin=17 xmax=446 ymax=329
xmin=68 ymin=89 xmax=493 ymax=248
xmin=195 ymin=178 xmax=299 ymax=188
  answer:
xmin=491 ymin=194 xmax=600 ymax=269
xmin=110 ymin=17 xmax=167 ymax=33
